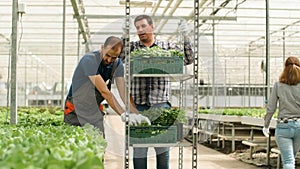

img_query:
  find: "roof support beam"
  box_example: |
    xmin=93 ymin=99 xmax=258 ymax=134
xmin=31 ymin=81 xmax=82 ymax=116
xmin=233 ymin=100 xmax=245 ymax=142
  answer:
xmin=70 ymin=0 xmax=90 ymax=46
xmin=80 ymin=14 xmax=236 ymax=21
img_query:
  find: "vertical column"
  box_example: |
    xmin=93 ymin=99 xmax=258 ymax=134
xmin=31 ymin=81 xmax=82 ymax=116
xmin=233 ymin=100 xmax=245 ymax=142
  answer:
xmin=178 ymin=146 xmax=183 ymax=169
xmin=10 ymin=0 xmax=19 ymax=124
xmin=265 ymin=0 xmax=271 ymax=165
xmin=61 ymin=0 xmax=66 ymax=108
xmin=178 ymin=81 xmax=184 ymax=169
xmin=248 ymin=44 xmax=251 ymax=107
xmin=265 ymin=0 xmax=270 ymax=104
xmin=192 ymin=0 xmax=199 ymax=169
xmin=124 ymin=1 xmax=130 ymax=169
xmin=282 ymin=29 xmax=285 ymax=64
xmin=212 ymin=0 xmax=216 ymax=109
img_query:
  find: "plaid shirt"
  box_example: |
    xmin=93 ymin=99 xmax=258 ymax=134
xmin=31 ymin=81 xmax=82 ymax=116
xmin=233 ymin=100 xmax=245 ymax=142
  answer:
xmin=122 ymin=39 xmax=193 ymax=105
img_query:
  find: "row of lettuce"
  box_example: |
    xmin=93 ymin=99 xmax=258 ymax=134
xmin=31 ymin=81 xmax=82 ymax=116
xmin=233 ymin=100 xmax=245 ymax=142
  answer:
xmin=0 ymin=107 xmax=106 ymax=169
xmin=135 ymin=107 xmax=271 ymax=127
xmin=198 ymin=107 xmax=277 ymax=118
xmin=0 ymin=106 xmax=272 ymax=168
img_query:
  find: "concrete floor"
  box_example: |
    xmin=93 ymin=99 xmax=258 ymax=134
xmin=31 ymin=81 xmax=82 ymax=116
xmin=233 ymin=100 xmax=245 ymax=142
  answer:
xmin=103 ymin=114 xmax=261 ymax=169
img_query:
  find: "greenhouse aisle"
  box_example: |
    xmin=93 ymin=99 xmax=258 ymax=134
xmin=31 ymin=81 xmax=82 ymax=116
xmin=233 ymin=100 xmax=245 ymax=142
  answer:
xmin=103 ymin=114 xmax=260 ymax=169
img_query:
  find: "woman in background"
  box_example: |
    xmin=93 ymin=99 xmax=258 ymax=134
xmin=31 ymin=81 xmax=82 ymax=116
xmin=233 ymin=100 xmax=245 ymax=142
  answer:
xmin=263 ymin=56 xmax=300 ymax=169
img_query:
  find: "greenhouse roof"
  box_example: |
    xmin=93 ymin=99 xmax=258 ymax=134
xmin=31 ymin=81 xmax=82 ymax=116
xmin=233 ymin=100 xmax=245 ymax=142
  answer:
xmin=1 ymin=0 xmax=300 ymax=85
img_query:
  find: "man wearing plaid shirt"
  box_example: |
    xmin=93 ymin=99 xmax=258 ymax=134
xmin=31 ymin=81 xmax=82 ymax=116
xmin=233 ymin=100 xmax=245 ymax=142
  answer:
xmin=121 ymin=14 xmax=193 ymax=169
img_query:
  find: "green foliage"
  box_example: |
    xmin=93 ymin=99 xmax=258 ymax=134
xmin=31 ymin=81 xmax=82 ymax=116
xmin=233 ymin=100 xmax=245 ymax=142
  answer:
xmin=0 ymin=107 xmax=106 ymax=169
xmin=140 ymin=107 xmax=187 ymax=126
xmin=130 ymin=46 xmax=184 ymax=58
xmin=198 ymin=107 xmax=278 ymax=118
xmin=130 ymin=108 xmax=185 ymax=144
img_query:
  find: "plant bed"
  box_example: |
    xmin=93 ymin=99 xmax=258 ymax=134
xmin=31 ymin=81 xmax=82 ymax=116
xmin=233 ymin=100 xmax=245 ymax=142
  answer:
xmin=0 ymin=107 xmax=106 ymax=169
xmin=198 ymin=108 xmax=278 ymax=128
xmin=198 ymin=114 xmax=242 ymax=122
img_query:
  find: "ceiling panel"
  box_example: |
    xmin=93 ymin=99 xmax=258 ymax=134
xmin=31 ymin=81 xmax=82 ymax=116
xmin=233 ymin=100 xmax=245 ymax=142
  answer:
xmin=0 ymin=0 xmax=300 ymax=88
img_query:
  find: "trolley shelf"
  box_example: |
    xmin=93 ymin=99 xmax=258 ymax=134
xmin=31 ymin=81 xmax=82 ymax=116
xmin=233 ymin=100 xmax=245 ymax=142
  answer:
xmin=131 ymin=141 xmax=192 ymax=148
xmin=132 ymin=74 xmax=193 ymax=82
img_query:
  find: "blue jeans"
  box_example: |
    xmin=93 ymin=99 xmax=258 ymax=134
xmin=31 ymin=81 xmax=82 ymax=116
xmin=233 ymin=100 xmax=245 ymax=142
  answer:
xmin=275 ymin=120 xmax=300 ymax=169
xmin=133 ymin=102 xmax=171 ymax=169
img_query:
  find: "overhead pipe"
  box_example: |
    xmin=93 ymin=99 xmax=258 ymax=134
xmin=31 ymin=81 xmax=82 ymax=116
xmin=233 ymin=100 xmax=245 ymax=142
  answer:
xmin=84 ymin=14 xmax=235 ymax=20
xmin=70 ymin=0 xmax=90 ymax=49
xmin=141 ymin=0 xmax=174 ymax=33
xmin=156 ymin=0 xmax=184 ymax=34
xmin=151 ymin=0 xmax=162 ymax=16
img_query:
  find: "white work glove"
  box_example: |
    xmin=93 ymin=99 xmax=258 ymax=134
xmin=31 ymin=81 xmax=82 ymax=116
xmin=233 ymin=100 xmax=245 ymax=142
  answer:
xmin=178 ymin=20 xmax=190 ymax=36
xmin=136 ymin=114 xmax=151 ymax=125
xmin=121 ymin=112 xmax=151 ymax=126
xmin=121 ymin=112 xmax=139 ymax=126
xmin=262 ymin=127 xmax=270 ymax=137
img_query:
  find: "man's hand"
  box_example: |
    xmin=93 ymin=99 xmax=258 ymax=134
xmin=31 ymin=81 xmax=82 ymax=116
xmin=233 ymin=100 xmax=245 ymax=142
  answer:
xmin=262 ymin=127 xmax=270 ymax=137
xmin=136 ymin=114 xmax=151 ymax=125
xmin=121 ymin=112 xmax=138 ymax=126
xmin=178 ymin=20 xmax=190 ymax=36
xmin=121 ymin=112 xmax=151 ymax=126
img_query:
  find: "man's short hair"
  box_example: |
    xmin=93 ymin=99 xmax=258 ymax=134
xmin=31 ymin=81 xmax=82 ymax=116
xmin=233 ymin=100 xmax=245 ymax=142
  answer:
xmin=104 ymin=36 xmax=123 ymax=51
xmin=134 ymin=15 xmax=153 ymax=25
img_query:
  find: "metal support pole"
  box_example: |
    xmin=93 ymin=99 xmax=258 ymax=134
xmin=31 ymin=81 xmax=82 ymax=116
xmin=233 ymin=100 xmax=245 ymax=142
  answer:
xmin=265 ymin=0 xmax=271 ymax=165
xmin=248 ymin=44 xmax=251 ymax=107
xmin=282 ymin=29 xmax=286 ymax=63
xmin=265 ymin=0 xmax=270 ymax=105
xmin=35 ymin=60 xmax=38 ymax=106
xmin=224 ymin=58 xmax=227 ymax=107
xmin=212 ymin=0 xmax=216 ymax=109
xmin=192 ymin=0 xmax=199 ymax=168
xmin=178 ymin=147 xmax=183 ymax=169
xmin=10 ymin=0 xmax=19 ymax=124
xmin=61 ymin=0 xmax=66 ymax=108
xmin=24 ymin=53 xmax=28 ymax=106
xmin=124 ymin=1 xmax=130 ymax=169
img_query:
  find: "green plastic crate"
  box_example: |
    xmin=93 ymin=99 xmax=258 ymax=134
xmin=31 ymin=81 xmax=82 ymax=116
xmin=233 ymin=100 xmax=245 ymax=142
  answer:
xmin=126 ymin=125 xmax=177 ymax=144
xmin=130 ymin=57 xmax=183 ymax=74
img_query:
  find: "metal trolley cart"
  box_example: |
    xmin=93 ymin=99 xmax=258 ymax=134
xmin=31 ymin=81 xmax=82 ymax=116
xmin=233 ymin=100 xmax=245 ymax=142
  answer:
xmin=122 ymin=1 xmax=200 ymax=169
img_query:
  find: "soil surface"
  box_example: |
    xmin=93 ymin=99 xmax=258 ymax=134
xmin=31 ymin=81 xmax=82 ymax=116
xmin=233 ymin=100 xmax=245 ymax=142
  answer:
xmin=201 ymin=140 xmax=300 ymax=169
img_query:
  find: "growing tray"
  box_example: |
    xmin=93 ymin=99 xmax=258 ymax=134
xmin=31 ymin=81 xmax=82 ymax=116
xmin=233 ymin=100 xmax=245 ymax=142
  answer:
xmin=130 ymin=56 xmax=183 ymax=74
xmin=126 ymin=125 xmax=177 ymax=144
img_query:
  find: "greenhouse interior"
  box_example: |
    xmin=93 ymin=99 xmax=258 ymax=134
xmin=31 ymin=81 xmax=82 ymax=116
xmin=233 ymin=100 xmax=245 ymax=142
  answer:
xmin=1 ymin=0 xmax=300 ymax=169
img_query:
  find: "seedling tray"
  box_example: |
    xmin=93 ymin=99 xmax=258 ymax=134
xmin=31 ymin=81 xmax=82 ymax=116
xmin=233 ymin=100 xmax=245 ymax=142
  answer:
xmin=130 ymin=57 xmax=183 ymax=74
xmin=126 ymin=125 xmax=177 ymax=144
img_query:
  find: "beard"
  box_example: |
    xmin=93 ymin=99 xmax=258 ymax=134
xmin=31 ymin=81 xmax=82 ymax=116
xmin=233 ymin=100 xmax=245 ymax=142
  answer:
xmin=138 ymin=33 xmax=153 ymax=43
